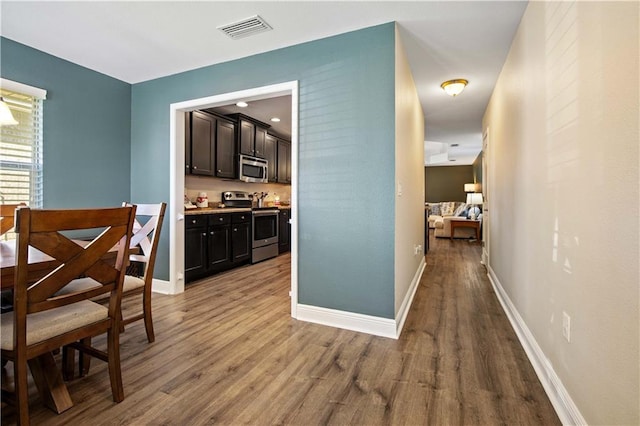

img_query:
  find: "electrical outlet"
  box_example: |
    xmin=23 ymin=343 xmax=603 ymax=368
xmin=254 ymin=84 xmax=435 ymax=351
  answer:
xmin=562 ymin=311 xmax=571 ymax=342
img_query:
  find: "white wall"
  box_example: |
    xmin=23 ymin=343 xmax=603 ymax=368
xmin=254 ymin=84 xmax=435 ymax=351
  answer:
xmin=394 ymin=26 xmax=425 ymax=316
xmin=483 ymin=2 xmax=639 ymax=424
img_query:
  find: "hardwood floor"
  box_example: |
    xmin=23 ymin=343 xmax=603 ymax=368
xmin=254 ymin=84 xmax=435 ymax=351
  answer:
xmin=2 ymin=233 xmax=560 ymax=425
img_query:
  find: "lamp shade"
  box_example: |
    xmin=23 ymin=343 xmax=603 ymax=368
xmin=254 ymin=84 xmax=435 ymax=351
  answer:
xmin=0 ymin=98 xmax=18 ymax=126
xmin=464 ymin=183 xmax=476 ymax=192
xmin=470 ymin=193 xmax=483 ymax=205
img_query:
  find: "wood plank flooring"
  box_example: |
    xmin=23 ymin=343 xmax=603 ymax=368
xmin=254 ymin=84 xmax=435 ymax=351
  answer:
xmin=2 ymin=233 xmax=560 ymax=425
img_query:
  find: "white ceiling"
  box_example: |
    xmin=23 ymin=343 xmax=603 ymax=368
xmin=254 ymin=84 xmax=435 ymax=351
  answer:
xmin=0 ymin=1 xmax=527 ymax=166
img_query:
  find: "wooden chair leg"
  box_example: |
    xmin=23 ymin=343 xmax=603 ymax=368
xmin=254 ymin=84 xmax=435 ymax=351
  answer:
xmin=14 ymin=356 xmax=30 ymax=425
xmin=106 ymin=327 xmax=124 ymax=403
xmin=62 ymin=346 xmax=75 ymax=380
xmin=79 ymin=337 xmax=92 ymax=377
xmin=143 ymin=289 xmax=155 ymax=343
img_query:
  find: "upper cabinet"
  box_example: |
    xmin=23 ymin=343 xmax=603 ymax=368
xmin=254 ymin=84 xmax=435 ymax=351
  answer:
xmin=190 ymin=111 xmax=215 ymax=176
xmin=264 ymin=134 xmax=278 ymax=182
xmin=277 ymin=139 xmax=291 ymax=184
xmin=186 ymin=110 xmax=291 ymax=185
xmin=186 ymin=111 xmax=236 ymax=178
xmin=215 ymin=118 xmax=236 ymax=179
xmin=228 ymin=114 xmax=270 ymax=159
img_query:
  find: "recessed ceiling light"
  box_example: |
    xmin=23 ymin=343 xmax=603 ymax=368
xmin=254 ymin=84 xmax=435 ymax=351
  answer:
xmin=236 ymin=101 xmax=248 ymax=108
xmin=270 ymin=117 xmax=280 ymax=122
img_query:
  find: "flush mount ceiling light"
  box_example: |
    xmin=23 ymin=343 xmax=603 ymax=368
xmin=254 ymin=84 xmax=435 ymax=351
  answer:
xmin=440 ymin=79 xmax=468 ymax=97
xmin=0 ymin=97 xmax=18 ymax=126
xmin=236 ymin=101 xmax=248 ymax=108
xmin=270 ymin=117 xmax=280 ymax=122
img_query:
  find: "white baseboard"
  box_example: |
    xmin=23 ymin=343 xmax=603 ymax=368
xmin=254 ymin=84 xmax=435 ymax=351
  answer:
xmin=151 ymin=278 xmax=172 ymax=295
xmin=296 ymin=304 xmax=397 ymax=339
xmin=296 ymin=258 xmax=426 ymax=340
xmin=395 ymin=257 xmax=426 ymax=337
xmin=486 ymin=266 xmax=587 ymax=426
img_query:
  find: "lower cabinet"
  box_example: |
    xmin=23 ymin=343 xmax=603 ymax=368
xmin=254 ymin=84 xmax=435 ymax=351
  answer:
xmin=231 ymin=212 xmax=251 ymax=262
xmin=278 ymin=208 xmax=291 ymax=253
xmin=185 ymin=212 xmax=251 ymax=283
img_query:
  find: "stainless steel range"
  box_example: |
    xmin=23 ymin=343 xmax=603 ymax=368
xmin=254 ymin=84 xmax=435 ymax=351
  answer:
xmin=222 ymin=191 xmax=280 ymax=264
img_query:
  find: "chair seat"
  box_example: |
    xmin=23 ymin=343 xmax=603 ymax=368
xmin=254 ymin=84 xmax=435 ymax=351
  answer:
xmin=56 ymin=276 xmax=145 ymax=298
xmin=0 ymin=301 xmax=108 ymax=350
xmin=123 ymin=275 xmax=145 ymax=293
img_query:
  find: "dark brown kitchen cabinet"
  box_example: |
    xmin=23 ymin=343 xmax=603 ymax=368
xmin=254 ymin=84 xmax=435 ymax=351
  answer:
xmin=185 ymin=215 xmax=208 ymax=281
xmin=231 ymin=212 xmax=251 ymax=262
xmin=185 ymin=212 xmax=251 ymax=283
xmin=185 ymin=112 xmax=192 ymax=174
xmin=254 ymin=126 xmax=267 ymax=158
xmin=229 ymin=114 xmax=270 ymax=158
xmin=215 ymin=118 xmax=236 ymax=178
xmin=207 ymin=214 xmax=231 ymax=272
xmin=238 ymin=119 xmax=255 ymax=156
xmin=187 ymin=111 xmax=236 ymax=178
xmin=277 ymin=139 xmax=292 ymax=184
xmin=278 ymin=208 xmax=291 ymax=253
xmin=264 ymin=134 xmax=278 ymax=182
xmin=190 ymin=111 xmax=215 ymax=176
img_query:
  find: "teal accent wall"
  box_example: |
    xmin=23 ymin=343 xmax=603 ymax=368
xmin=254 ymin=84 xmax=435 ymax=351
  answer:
xmin=131 ymin=24 xmax=396 ymax=318
xmin=0 ymin=38 xmax=132 ymax=208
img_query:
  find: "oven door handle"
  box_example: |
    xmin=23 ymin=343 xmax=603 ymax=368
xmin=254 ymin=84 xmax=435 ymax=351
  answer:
xmin=252 ymin=210 xmax=280 ymax=217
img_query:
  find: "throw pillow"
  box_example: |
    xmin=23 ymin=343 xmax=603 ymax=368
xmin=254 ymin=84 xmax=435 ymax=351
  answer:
xmin=440 ymin=202 xmax=456 ymax=216
xmin=458 ymin=208 xmax=469 ymax=217
xmin=453 ymin=203 xmax=468 ymax=217
xmin=430 ymin=203 xmax=441 ymax=216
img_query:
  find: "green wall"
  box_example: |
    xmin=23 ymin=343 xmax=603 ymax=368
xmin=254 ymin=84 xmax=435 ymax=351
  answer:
xmin=131 ymin=24 xmax=396 ymax=318
xmin=424 ymin=165 xmax=473 ymax=202
xmin=0 ymin=37 xmax=131 ymax=208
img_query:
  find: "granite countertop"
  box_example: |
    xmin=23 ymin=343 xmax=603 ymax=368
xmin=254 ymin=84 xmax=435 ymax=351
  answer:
xmin=184 ymin=207 xmax=251 ymax=215
xmin=185 ymin=205 xmax=291 ymax=215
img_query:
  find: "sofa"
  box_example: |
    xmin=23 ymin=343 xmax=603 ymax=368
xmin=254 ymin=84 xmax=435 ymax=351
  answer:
xmin=426 ymin=201 xmax=482 ymax=239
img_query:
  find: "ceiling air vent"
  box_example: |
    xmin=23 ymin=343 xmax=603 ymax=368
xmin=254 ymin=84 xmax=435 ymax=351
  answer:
xmin=217 ymin=15 xmax=272 ymax=40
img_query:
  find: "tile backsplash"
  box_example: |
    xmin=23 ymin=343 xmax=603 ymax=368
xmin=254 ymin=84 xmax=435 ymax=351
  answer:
xmin=185 ymin=175 xmax=291 ymax=206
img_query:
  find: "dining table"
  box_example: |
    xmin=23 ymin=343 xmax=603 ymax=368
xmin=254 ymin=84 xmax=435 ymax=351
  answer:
xmin=1 ymin=238 xmax=136 ymax=414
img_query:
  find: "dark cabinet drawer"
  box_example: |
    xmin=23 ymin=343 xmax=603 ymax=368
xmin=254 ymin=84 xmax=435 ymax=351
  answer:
xmin=186 ymin=215 xmax=207 ymax=229
xmin=232 ymin=212 xmax=251 ymax=223
xmin=208 ymin=214 xmax=231 ymax=226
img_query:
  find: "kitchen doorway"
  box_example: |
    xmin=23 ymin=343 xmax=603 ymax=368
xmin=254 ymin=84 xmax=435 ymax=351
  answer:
xmin=168 ymin=81 xmax=299 ymax=318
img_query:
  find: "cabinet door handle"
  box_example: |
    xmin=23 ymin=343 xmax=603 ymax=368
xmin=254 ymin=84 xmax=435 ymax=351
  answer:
xmin=219 ymin=217 xmax=224 ymax=222
xmin=217 ymin=169 xmax=222 ymax=173
xmin=192 ymin=219 xmax=197 ymax=224
xmin=210 ymin=231 xmax=215 ymax=235
xmin=233 ymin=228 xmax=237 ymax=232
xmin=193 ymin=166 xmax=198 ymax=169
xmin=201 ymin=233 xmax=206 ymax=236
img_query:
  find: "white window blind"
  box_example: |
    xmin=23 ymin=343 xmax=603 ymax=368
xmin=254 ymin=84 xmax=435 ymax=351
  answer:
xmin=0 ymin=81 xmax=45 ymax=213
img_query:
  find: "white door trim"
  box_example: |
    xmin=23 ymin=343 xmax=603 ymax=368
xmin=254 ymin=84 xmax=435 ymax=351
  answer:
xmin=168 ymin=81 xmax=300 ymax=319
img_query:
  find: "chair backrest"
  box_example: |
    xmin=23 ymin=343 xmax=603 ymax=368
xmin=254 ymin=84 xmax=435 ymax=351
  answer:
xmin=123 ymin=202 xmax=166 ymax=281
xmin=13 ymin=206 xmax=137 ymax=318
xmin=0 ymin=203 xmax=27 ymax=236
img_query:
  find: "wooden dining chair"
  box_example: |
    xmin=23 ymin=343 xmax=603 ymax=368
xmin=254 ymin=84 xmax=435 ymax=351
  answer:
xmin=0 ymin=203 xmax=27 ymax=237
xmin=1 ymin=203 xmax=27 ymax=314
xmin=58 ymin=202 xmax=166 ymax=377
xmin=119 ymin=202 xmax=166 ymax=343
xmin=0 ymin=206 xmax=136 ymax=425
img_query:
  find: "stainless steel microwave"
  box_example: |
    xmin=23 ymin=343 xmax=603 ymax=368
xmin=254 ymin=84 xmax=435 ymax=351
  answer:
xmin=239 ymin=154 xmax=268 ymax=183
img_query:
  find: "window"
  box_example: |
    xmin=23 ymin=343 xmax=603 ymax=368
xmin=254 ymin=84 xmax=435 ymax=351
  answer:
xmin=0 ymin=79 xmax=46 ymax=209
